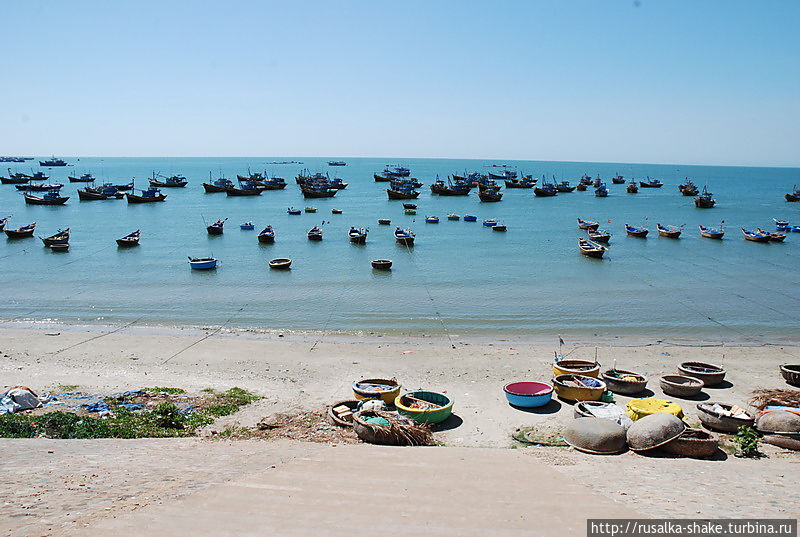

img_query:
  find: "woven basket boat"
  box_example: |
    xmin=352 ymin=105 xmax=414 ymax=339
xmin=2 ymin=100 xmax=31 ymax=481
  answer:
xmin=352 ymin=410 xmax=432 ymax=446
xmin=678 ymin=361 xmax=726 ymax=386
xmin=352 ymin=378 xmax=400 ymax=404
xmin=696 ymin=402 xmax=754 ymax=433
xmin=780 ymin=364 xmax=800 ymax=387
xmin=601 ymin=369 xmax=647 ymax=395
xmin=661 ymin=428 xmax=719 ymax=458
xmin=659 ymin=375 xmax=704 ymax=398
xmin=552 ymin=360 xmax=600 ymax=378
xmin=327 ymin=400 xmax=360 ymax=427
xmin=395 ymin=390 xmax=454 ymax=424
xmin=552 ymin=374 xmax=606 ymax=402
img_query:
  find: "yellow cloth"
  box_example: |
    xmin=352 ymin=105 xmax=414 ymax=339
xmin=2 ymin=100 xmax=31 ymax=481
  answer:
xmin=626 ymin=398 xmax=684 ymax=421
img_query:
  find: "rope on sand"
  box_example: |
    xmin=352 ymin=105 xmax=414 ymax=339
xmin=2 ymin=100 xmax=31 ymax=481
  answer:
xmin=160 ymin=303 xmax=249 ymax=365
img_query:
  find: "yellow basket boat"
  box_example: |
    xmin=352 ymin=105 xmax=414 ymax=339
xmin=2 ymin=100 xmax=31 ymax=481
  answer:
xmin=626 ymin=398 xmax=684 ymax=421
xmin=352 ymin=378 xmax=401 ymax=404
xmin=552 ymin=374 xmax=606 ymax=402
xmin=552 ymin=360 xmax=600 ymax=378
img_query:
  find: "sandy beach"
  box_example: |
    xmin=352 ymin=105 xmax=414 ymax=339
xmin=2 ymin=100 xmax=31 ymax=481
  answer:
xmin=1 ymin=321 xmax=799 ymax=535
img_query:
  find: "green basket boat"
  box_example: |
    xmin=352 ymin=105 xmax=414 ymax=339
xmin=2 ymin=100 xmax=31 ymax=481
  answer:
xmin=395 ymin=390 xmax=453 ymax=424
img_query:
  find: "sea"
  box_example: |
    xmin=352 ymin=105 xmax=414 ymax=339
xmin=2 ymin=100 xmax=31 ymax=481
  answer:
xmin=1 ymin=157 xmax=798 ymax=342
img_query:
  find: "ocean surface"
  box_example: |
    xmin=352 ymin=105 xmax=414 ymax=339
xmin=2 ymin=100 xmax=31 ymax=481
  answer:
xmin=1 ymin=157 xmax=798 ymax=341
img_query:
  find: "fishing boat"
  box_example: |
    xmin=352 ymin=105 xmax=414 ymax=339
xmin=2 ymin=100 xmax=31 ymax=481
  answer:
xmin=698 ymin=225 xmax=724 ymax=239
xmin=373 ymin=173 xmax=392 ymax=182
xmin=307 ymin=225 xmax=324 ymax=241
xmin=757 ymin=228 xmax=787 ymax=242
xmin=68 ymin=173 xmax=95 ymax=182
xmin=331 ymin=208 xmax=343 ymax=214
xmin=203 ymin=174 xmax=234 ymax=193
xmin=287 ymin=208 xmax=301 ymax=215
xmin=112 ymin=182 xmax=134 ymax=191
xmin=592 ymin=177 xmax=603 ymax=188
xmin=492 ymin=224 xmax=507 ymax=232
xmin=116 ymin=230 xmax=140 ymax=246
xmin=577 ymin=218 xmax=600 ymax=230
xmin=126 ymin=188 xmax=166 ymax=203
xmin=478 ymin=188 xmax=503 ymax=202
xmin=678 ymin=178 xmax=699 ymax=196
xmin=149 ymin=173 xmax=188 ymax=187
xmin=404 ymin=209 xmax=416 ymax=215
xmin=488 ymin=170 xmax=517 ymax=181
xmin=15 ymin=182 xmax=64 ymax=191
xmin=24 ymin=190 xmax=69 ymax=205
xmin=237 ymin=169 xmax=267 ymax=182
xmin=1 ymin=169 xmax=32 ymax=184
xmin=533 ymin=182 xmax=557 ymax=197
xmin=188 ymin=257 xmax=218 ymax=270
xmin=463 ymin=215 xmax=477 ymax=222
xmin=269 ymin=258 xmax=292 ymax=269
xmin=4 ymin=222 xmax=36 ymax=238
xmin=371 ymin=259 xmax=392 ymax=270
xmin=49 ymin=243 xmax=69 ymax=252
xmin=625 ymin=224 xmax=648 ymax=237
xmin=258 ymin=176 xmax=288 ymax=190
xmin=301 ymin=184 xmax=337 ymax=198
xmin=425 ymin=216 xmax=439 ymax=223
xmin=240 ymin=221 xmax=254 ymax=230
xmin=206 ymin=219 xmax=226 ymax=235
xmin=402 ymin=203 xmax=417 ymax=209
xmin=386 ymin=187 xmax=420 ymax=199
xmin=504 ymin=177 xmax=535 ymax=188
xmin=328 ymin=178 xmax=348 ymax=190
xmin=639 ymin=177 xmax=663 ymax=188
xmin=0 ymin=217 xmax=8 ymax=231
xmin=305 ymin=207 xmax=317 ymax=213
xmin=40 ymin=228 xmax=70 ymax=246
xmin=773 ymin=218 xmax=789 ymax=229
xmin=555 ymin=181 xmax=575 ymax=192
xmin=657 ymin=223 xmax=683 ymax=238
xmin=741 ymin=228 xmax=771 ymax=242
xmin=579 ymin=174 xmax=593 ymax=186
xmin=447 ymin=214 xmax=460 ymax=221
xmin=627 ymin=181 xmax=639 ymax=193
xmin=225 ymin=180 xmax=262 ymax=196
xmin=39 ymin=157 xmax=68 ymax=167
xmin=430 ymin=177 xmax=471 ymax=196
xmin=785 ymin=186 xmax=800 ymax=202
xmin=349 ymin=227 xmax=368 ymax=244
xmin=378 ymin=218 xmax=391 ymax=225
xmin=328 ymin=161 xmax=346 ymax=166
xmin=482 ymin=219 xmax=498 ymax=227
xmin=694 ymin=187 xmax=716 ymax=208
xmin=588 ymin=229 xmax=611 ymax=243
xmin=576 ymin=183 xmax=588 ymax=191
xmin=30 ymin=171 xmax=48 ymax=180
xmin=611 ymin=174 xmax=625 ymax=184
xmin=78 ymin=185 xmax=124 ymax=200
xmin=394 ymin=227 xmax=415 ymax=246
xmin=594 ymin=183 xmax=609 ymax=197
xmin=578 ymin=237 xmax=606 ymax=258
xmin=257 ymin=226 xmax=275 ymax=243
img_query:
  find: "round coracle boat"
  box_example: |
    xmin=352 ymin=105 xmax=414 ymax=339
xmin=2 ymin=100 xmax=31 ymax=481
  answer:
xmin=780 ymin=364 xmax=800 ymax=387
xmin=352 ymin=378 xmax=401 ymax=404
xmin=563 ymin=418 xmax=627 ymax=455
xmin=503 ymin=381 xmax=553 ymax=408
xmin=395 ymin=390 xmax=453 ymax=424
xmin=696 ymin=402 xmax=754 ymax=433
xmin=678 ymin=361 xmax=726 ymax=386
xmin=659 ymin=375 xmax=704 ymax=398
xmin=660 ymin=428 xmax=719 ymax=458
xmin=552 ymin=359 xmax=600 ymax=378
xmin=327 ymin=400 xmax=360 ymax=427
xmin=552 ymin=374 xmax=606 ymax=402
xmin=601 ymin=369 xmax=647 ymax=395
xmin=626 ymin=398 xmax=683 ymax=421
xmin=626 ymin=413 xmax=686 ymax=452
xmin=352 ymin=410 xmax=433 ymax=446
xmin=269 ymin=258 xmax=292 ymax=269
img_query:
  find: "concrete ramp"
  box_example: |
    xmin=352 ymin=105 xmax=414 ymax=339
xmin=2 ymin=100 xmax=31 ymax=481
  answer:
xmin=83 ymin=443 xmax=637 ymax=537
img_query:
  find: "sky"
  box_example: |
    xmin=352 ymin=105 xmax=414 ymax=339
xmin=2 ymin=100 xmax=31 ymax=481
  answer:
xmin=2 ymin=1 xmax=798 ymax=166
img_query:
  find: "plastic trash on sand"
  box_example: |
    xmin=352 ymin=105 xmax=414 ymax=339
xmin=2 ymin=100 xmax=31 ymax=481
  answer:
xmin=0 ymin=386 xmax=44 ymax=414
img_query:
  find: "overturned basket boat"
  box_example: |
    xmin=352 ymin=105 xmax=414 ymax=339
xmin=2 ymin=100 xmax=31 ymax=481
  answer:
xmin=352 ymin=378 xmax=400 ymax=404
xmin=352 ymin=410 xmax=432 ymax=446
xmin=678 ymin=361 xmax=726 ymax=386
xmin=552 ymin=359 xmax=600 ymax=378
xmin=552 ymin=374 xmax=606 ymax=402
xmin=626 ymin=398 xmax=683 ymax=421
xmin=780 ymin=364 xmax=800 ymax=387
xmin=696 ymin=402 xmax=754 ymax=433
xmin=601 ymin=369 xmax=648 ymax=395
xmin=395 ymin=390 xmax=454 ymax=424
xmin=659 ymin=375 xmax=704 ymax=398
xmin=661 ymin=428 xmax=719 ymax=458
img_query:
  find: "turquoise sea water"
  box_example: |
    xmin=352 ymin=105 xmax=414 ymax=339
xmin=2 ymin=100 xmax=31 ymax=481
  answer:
xmin=1 ymin=157 xmax=798 ymax=341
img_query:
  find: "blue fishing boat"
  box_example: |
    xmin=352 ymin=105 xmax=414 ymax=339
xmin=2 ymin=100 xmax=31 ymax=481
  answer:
xmin=240 ymin=222 xmax=254 ymax=230
xmin=226 ymin=180 xmax=262 ymax=196
xmin=699 ymin=225 xmax=724 ymax=239
xmin=206 ymin=219 xmax=226 ymax=235
xmin=4 ymin=222 xmax=36 ymax=238
xmin=188 ymin=257 xmax=218 ymax=270
xmin=625 ymin=224 xmax=648 ymax=237
xmin=639 ymin=177 xmax=664 ymax=188
xmin=463 ymin=215 xmax=477 ymax=222
xmin=149 ymin=173 xmax=188 ymax=187
xmin=595 ymin=183 xmax=609 ymax=197
xmin=15 ymin=182 xmax=64 ymax=191
xmin=773 ymin=218 xmax=789 ymax=231
xmin=40 ymin=157 xmax=68 ymax=167
xmin=287 ymin=208 xmax=301 ymax=215
xmin=694 ymin=187 xmax=715 ymax=208
xmin=741 ymin=228 xmax=770 ymax=242
xmin=24 ymin=190 xmax=69 ymax=205
xmin=116 ymin=230 xmax=140 ymax=247
xmin=348 ymin=227 xmax=368 ymax=244
xmin=394 ymin=227 xmax=415 ymax=246
xmin=533 ymin=181 xmax=558 ymax=197
xmin=203 ymin=173 xmax=234 ymax=193
xmin=126 ymin=188 xmax=167 ymax=203
xmin=483 ymin=219 xmax=498 ymax=227
xmin=425 ymin=216 xmax=439 ymax=224
xmin=307 ymin=225 xmax=324 ymax=241
xmin=257 ymin=226 xmax=275 ymax=243
xmin=68 ymin=173 xmax=95 ymax=183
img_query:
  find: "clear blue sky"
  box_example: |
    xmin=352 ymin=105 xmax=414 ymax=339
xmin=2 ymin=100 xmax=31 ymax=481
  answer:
xmin=2 ymin=0 xmax=798 ymax=166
